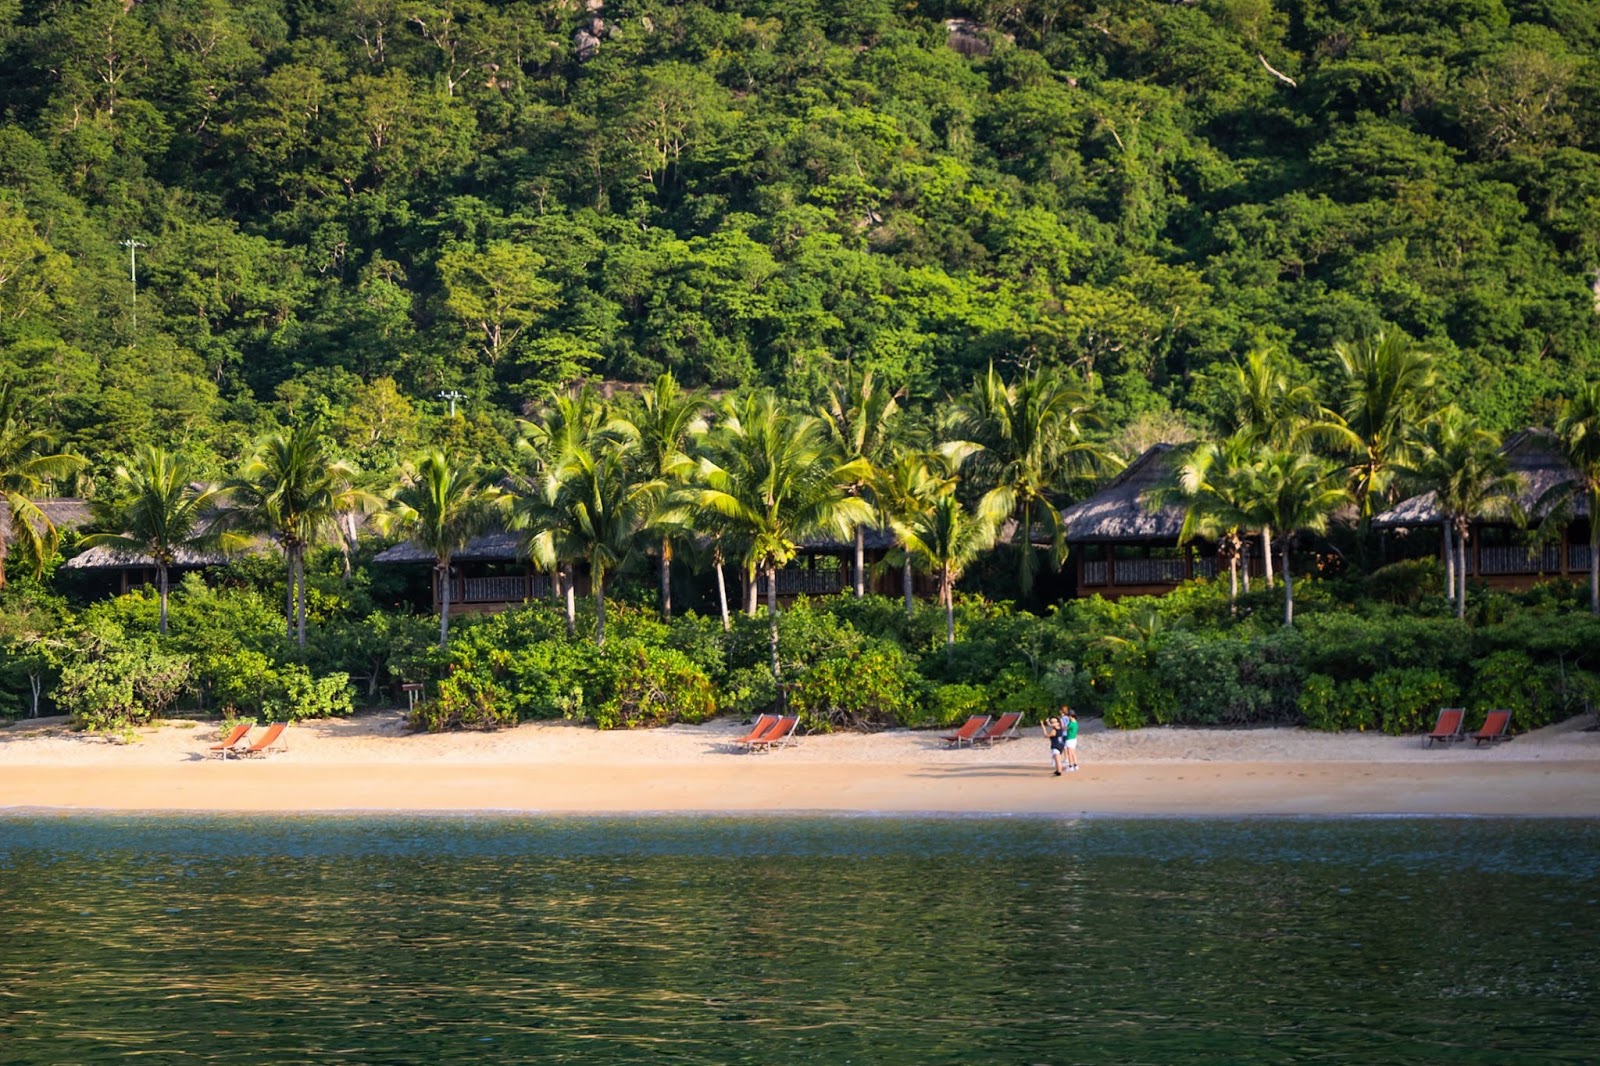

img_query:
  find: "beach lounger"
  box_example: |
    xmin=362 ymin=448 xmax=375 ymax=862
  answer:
xmin=1470 ymin=709 xmax=1513 ymax=746
xmin=974 ymin=712 xmax=1023 ymax=746
xmin=941 ymin=715 xmax=991 ymax=748
xmin=229 ymin=721 xmax=289 ymax=758
xmin=1423 ymin=708 xmax=1465 ymax=748
xmin=207 ymin=722 xmax=253 ymax=759
xmin=730 ymin=714 xmax=779 ymax=752
xmin=748 ymin=716 xmax=799 ymax=752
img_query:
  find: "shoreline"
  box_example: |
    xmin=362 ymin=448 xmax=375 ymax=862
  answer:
xmin=3 ymin=710 xmax=1597 ymax=818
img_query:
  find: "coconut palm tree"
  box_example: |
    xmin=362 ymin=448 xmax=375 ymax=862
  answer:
xmin=0 ymin=383 xmax=84 ymax=589
xmin=696 ymin=391 xmax=873 ymax=685
xmin=381 ymin=451 xmax=507 ymax=648
xmin=517 ymin=405 xmax=658 ymax=648
xmin=226 ymin=426 xmax=379 ymax=648
xmin=1166 ymin=433 xmax=1265 ymax=604
xmin=945 ymin=364 xmax=1113 ymax=595
xmin=1252 ymin=449 xmax=1353 ymax=626
xmin=619 ymin=373 xmax=706 ymax=621
xmin=81 ymin=447 xmax=242 ymax=635
xmin=820 ymin=369 xmax=900 ymax=597
xmin=1539 ymin=383 xmax=1600 ymax=614
xmin=871 ymin=450 xmax=955 ymax=614
xmin=1334 ymin=331 xmax=1439 ymax=534
xmin=896 ymin=488 xmax=1003 ymax=647
xmin=513 ymin=389 xmax=605 ymax=630
xmin=1406 ymin=412 xmax=1516 ymax=617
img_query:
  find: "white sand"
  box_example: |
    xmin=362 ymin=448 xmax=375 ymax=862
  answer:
xmin=1 ymin=711 xmax=1597 ymax=817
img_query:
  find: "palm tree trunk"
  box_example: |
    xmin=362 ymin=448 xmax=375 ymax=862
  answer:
xmin=285 ymin=550 xmax=296 ymax=641
xmin=765 ymin=565 xmax=781 ymax=685
xmin=563 ymin=563 xmax=576 ymax=637
xmin=438 ymin=560 xmax=452 ymax=648
xmin=157 ymin=563 xmax=170 ymax=636
xmin=295 ymin=550 xmax=308 ymax=649
xmin=1261 ymin=525 xmax=1275 ymax=589
xmin=903 ymin=557 xmax=914 ymax=614
xmin=595 ymin=563 xmax=607 ymax=647
xmin=1281 ymin=535 xmax=1294 ymax=626
xmin=0 ymin=528 xmax=8 ymax=590
xmin=1441 ymin=517 xmax=1455 ymax=604
xmin=944 ymin=572 xmax=955 ymax=647
xmin=1457 ymin=525 xmax=1469 ymax=619
xmin=1590 ymin=498 xmax=1600 ymax=615
xmin=854 ymin=524 xmax=865 ymax=597
xmin=1241 ymin=540 xmax=1251 ymax=593
xmin=660 ymin=536 xmax=672 ymax=621
xmin=714 ymin=548 xmax=730 ymax=632
xmin=745 ymin=569 xmax=758 ymax=616
xmin=1228 ymin=547 xmax=1238 ymax=604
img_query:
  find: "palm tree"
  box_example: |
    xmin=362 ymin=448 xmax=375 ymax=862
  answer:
xmin=1252 ymin=449 xmax=1353 ymax=626
xmin=620 ymin=373 xmax=706 ymax=621
xmin=513 ymin=389 xmax=604 ymax=630
xmin=945 ymin=364 xmax=1113 ymax=595
xmin=0 ymin=383 xmax=84 ymax=589
xmin=516 ymin=400 xmax=658 ymax=647
xmin=81 ymin=447 xmax=241 ymax=635
xmin=871 ymin=450 xmax=954 ymax=614
xmin=381 ymin=451 xmax=506 ymax=648
xmin=820 ymin=369 xmax=900 ymax=597
xmin=1334 ymin=331 xmax=1439 ymax=535
xmin=1167 ymin=433 xmax=1264 ymax=604
xmin=1540 ymin=384 xmax=1600 ymax=614
xmin=1406 ymin=412 xmax=1516 ymax=618
xmin=696 ymin=391 xmax=872 ymax=685
xmin=226 ymin=426 xmax=378 ymax=648
xmin=895 ymin=489 xmax=1003 ymax=647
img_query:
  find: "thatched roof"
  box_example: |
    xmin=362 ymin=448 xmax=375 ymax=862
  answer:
xmin=372 ymin=531 xmax=526 ymax=565
xmin=1 ymin=497 xmax=92 ymax=540
xmin=1372 ymin=430 xmax=1588 ymax=529
xmin=63 ymin=543 xmax=247 ymax=570
xmin=1058 ymin=444 xmax=1186 ymax=543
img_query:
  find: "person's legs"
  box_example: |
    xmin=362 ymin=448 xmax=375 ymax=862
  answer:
xmin=1050 ymin=743 xmax=1064 ymax=775
xmin=1065 ymin=738 xmax=1078 ymax=770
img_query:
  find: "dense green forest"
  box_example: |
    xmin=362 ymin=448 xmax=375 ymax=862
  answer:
xmin=4 ymin=0 xmax=1600 ymax=480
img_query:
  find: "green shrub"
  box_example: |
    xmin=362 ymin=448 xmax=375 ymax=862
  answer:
xmin=790 ymin=643 xmax=918 ymax=732
xmin=412 ymin=672 xmax=516 ymax=732
xmin=1297 ymin=674 xmax=1341 ymax=732
xmin=589 ymin=641 xmax=717 ymax=730
xmin=57 ymin=642 xmax=190 ymax=733
xmin=720 ymin=664 xmax=779 ymax=718
xmin=916 ymin=683 xmax=989 ymax=729
xmin=986 ymin=665 xmax=1055 ymax=724
xmin=265 ymin=666 xmax=353 ymax=721
xmin=1369 ymin=667 xmax=1458 ymax=736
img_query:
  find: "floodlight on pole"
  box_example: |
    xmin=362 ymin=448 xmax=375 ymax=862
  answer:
xmin=439 ymin=389 xmax=466 ymax=417
xmin=120 ymin=239 xmax=147 ymax=330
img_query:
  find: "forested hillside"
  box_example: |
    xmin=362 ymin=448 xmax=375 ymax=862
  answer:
xmin=3 ymin=0 xmax=1599 ymax=479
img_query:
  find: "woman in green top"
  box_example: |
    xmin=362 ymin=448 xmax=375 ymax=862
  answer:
xmin=1061 ymin=707 xmax=1080 ymax=772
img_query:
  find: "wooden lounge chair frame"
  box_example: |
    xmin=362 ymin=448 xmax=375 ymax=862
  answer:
xmin=229 ymin=721 xmax=289 ymax=759
xmin=1423 ymin=707 xmax=1465 ymax=748
xmin=1470 ymin=709 xmax=1513 ymax=747
xmin=730 ymin=714 xmax=779 ymax=752
xmin=747 ymin=716 xmax=799 ymax=752
xmin=207 ymin=722 xmax=253 ymax=759
xmin=941 ymin=714 xmax=991 ymax=748
xmin=974 ymin=712 xmax=1023 ymax=746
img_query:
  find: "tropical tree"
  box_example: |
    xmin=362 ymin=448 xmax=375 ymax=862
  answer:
xmin=1167 ymin=433 xmax=1265 ymax=604
xmin=0 ymin=383 xmax=84 ymax=589
xmin=1334 ymin=331 xmax=1439 ymax=535
xmin=945 ymin=364 xmax=1113 ymax=595
xmin=695 ymin=391 xmax=872 ymax=685
xmin=513 ymin=389 xmax=607 ymax=631
xmin=871 ymin=449 xmax=956 ymax=614
xmin=895 ymin=488 xmax=1003 ymax=647
xmin=820 ymin=369 xmax=900 ymax=597
xmin=1406 ymin=412 xmax=1516 ymax=617
xmin=517 ymin=396 xmax=658 ymax=647
xmin=1252 ymin=450 xmax=1353 ymax=626
xmin=82 ymin=447 xmax=241 ymax=635
xmin=381 ymin=451 xmax=506 ymax=648
xmin=1539 ymin=384 xmax=1600 ymax=614
xmin=226 ymin=426 xmax=378 ymax=648
xmin=619 ymin=372 xmax=706 ymax=621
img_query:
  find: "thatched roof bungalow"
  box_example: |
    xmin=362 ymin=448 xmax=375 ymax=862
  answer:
xmin=1372 ymin=430 xmax=1591 ymax=586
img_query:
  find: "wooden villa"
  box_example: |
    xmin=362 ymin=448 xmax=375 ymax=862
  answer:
xmin=1372 ymin=429 xmax=1591 ymax=589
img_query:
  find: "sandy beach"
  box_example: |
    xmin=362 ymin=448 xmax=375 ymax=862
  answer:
xmin=2 ymin=710 xmax=1597 ymax=818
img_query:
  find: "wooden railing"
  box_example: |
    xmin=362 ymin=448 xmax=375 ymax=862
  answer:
xmin=445 ymin=574 xmax=552 ymax=604
xmin=1475 ymin=545 xmax=1562 ymax=575
xmin=1081 ymin=555 xmax=1218 ymax=588
xmin=765 ymin=569 xmax=848 ymax=596
xmin=1571 ymin=544 xmax=1593 ymax=572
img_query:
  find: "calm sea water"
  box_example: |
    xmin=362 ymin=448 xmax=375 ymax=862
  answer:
xmin=1 ymin=815 xmax=1597 ymax=1064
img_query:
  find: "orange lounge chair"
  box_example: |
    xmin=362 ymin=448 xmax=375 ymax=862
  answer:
xmin=207 ymin=722 xmax=253 ymax=758
xmin=1470 ymin=709 xmax=1513 ymax=747
xmin=748 ymin=716 xmax=799 ymax=752
xmin=730 ymin=714 xmax=779 ymax=752
xmin=975 ymin=712 xmax=1023 ymax=746
xmin=941 ymin=715 xmax=991 ymax=748
xmin=229 ymin=721 xmax=289 ymax=758
xmin=1423 ymin=708 xmax=1465 ymax=748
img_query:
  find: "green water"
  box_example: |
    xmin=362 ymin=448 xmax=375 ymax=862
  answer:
xmin=1 ymin=816 xmax=1597 ymax=1064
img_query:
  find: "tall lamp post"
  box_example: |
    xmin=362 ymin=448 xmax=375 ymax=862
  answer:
xmin=439 ymin=389 xmax=466 ymax=417
xmin=119 ymin=238 xmax=148 ymax=330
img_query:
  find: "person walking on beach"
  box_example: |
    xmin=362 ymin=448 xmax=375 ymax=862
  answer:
xmin=1043 ymin=714 xmax=1067 ymax=776
xmin=1062 ymin=706 xmax=1080 ymax=772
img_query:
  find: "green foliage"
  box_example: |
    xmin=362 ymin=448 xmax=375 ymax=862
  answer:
xmin=56 ymin=640 xmax=189 ymax=733
xmin=918 ymin=683 xmax=989 ymax=730
xmin=589 ymin=641 xmax=717 ymax=731
xmin=790 ymin=644 xmax=919 ymax=733
xmin=1297 ymin=668 xmax=1458 ymax=735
